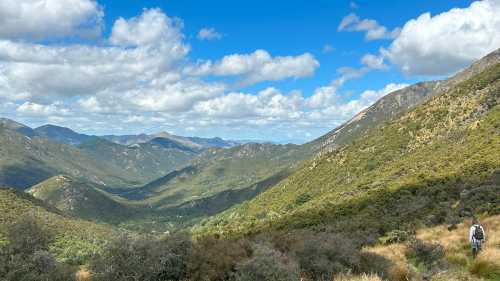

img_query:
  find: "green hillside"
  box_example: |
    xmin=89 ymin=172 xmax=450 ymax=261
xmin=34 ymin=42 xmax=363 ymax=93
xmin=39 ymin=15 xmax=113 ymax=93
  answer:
xmin=34 ymin=124 xmax=94 ymax=146
xmin=0 ymin=187 xmax=114 ymax=264
xmin=196 ymin=53 xmax=500 ymax=237
xmin=125 ymin=143 xmax=311 ymax=209
xmin=0 ymin=127 xmax=141 ymax=189
xmin=0 ymin=124 xmax=197 ymax=190
xmin=28 ymin=175 xmax=133 ymax=223
xmin=78 ymin=137 xmax=196 ymax=185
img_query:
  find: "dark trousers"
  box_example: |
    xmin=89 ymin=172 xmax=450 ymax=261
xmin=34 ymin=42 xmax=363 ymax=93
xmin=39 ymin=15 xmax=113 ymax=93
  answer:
xmin=472 ymin=240 xmax=482 ymax=259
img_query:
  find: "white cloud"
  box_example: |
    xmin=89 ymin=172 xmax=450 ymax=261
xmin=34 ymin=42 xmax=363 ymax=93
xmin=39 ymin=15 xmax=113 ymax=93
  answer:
xmin=361 ymin=53 xmax=388 ymax=70
xmin=197 ymin=27 xmax=223 ymax=41
xmin=0 ymin=8 xmax=200 ymax=109
xmin=193 ymin=82 xmax=408 ymax=130
xmin=338 ymin=13 xmax=400 ymax=40
xmin=0 ymin=0 xmax=103 ymax=40
xmin=382 ymin=0 xmax=500 ymax=75
xmin=194 ymin=88 xmax=303 ymax=119
xmin=0 ymin=3 xmax=416 ymax=143
xmin=184 ymin=49 xmax=319 ymax=86
xmin=16 ymin=101 xmax=68 ymax=117
xmin=109 ymin=8 xmax=186 ymax=48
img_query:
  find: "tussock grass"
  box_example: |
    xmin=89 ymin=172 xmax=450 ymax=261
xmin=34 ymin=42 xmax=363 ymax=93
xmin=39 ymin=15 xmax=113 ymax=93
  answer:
xmin=332 ymin=273 xmax=382 ymax=281
xmin=363 ymin=215 xmax=500 ymax=280
xmin=363 ymin=244 xmax=409 ymax=281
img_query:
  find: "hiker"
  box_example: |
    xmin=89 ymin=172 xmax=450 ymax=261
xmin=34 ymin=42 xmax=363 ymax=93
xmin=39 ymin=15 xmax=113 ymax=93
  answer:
xmin=469 ymin=218 xmax=486 ymax=259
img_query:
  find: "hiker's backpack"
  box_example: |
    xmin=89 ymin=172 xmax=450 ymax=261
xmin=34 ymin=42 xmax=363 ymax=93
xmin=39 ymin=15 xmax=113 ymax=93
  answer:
xmin=474 ymin=225 xmax=484 ymax=240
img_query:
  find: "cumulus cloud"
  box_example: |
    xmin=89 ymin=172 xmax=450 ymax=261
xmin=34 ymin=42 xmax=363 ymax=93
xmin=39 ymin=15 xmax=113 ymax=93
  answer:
xmin=16 ymin=102 xmax=69 ymax=117
xmin=361 ymin=53 xmax=388 ymax=70
xmin=184 ymin=49 xmax=319 ymax=86
xmin=197 ymin=27 xmax=223 ymax=40
xmin=109 ymin=8 xmax=185 ymax=47
xmin=193 ymin=82 xmax=408 ymax=129
xmin=382 ymin=0 xmax=500 ymax=75
xmin=0 ymin=2 xmax=415 ymax=143
xmin=0 ymin=8 xmax=198 ymax=106
xmin=0 ymin=0 xmax=103 ymax=40
xmin=194 ymin=88 xmax=303 ymax=119
xmin=338 ymin=13 xmax=400 ymax=40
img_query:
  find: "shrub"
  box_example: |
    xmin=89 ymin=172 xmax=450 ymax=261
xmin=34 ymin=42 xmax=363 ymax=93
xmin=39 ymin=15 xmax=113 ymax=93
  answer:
xmin=187 ymin=236 xmax=251 ymax=281
xmin=0 ymin=214 xmax=76 ymax=281
xmin=358 ymin=252 xmax=391 ymax=277
xmin=293 ymin=232 xmax=361 ymax=280
xmin=89 ymin=233 xmax=193 ymax=281
xmin=406 ymin=239 xmax=445 ymax=270
xmin=233 ymin=243 xmax=299 ymax=281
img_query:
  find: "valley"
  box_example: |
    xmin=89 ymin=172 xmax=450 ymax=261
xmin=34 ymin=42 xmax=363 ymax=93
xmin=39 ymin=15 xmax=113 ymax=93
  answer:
xmin=0 ymin=20 xmax=499 ymax=281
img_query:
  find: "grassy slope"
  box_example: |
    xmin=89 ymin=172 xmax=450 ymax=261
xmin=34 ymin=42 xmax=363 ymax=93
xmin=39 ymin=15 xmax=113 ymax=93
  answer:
xmin=195 ymin=61 xmax=500 ymax=237
xmin=0 ymin=188 xmax=114 ymax=263
xmin=78 ymin=137 xmax=196 ymax=185
xmin=28 ymin=175 xmax=134 ymax=223
xmin=0 ymin=127 xmax=142 ymax=189
xmin=364 ymin=215 xmax=500 ymax=280
xmin=127 ymin=143 xmax=311 ymax=208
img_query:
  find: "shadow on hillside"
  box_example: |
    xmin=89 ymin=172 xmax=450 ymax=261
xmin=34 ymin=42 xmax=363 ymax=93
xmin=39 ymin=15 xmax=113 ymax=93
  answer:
xmin=0 ymin=163 xmax=53 ymax=190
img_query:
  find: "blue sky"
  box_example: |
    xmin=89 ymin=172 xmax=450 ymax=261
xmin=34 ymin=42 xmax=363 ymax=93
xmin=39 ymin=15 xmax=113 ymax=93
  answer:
xmin=0 ymin=0 xmax=499 ymax=143
xmin=97 ymin=0 xmax=471 ymax=92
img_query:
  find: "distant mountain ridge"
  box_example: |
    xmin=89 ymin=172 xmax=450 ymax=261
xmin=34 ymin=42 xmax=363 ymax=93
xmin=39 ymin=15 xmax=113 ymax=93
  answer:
xmin=102 ymin=131 xmax=239 ymax=149
xmin=34 ymin=124 xmax=94 ymax=146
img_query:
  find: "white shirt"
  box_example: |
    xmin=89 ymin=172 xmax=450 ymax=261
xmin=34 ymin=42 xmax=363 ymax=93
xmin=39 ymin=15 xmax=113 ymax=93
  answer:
xmin=469 ymin=224 xmax=486 ymax=243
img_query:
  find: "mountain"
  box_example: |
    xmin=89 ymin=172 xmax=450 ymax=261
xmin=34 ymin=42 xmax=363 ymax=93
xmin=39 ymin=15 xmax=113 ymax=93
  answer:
xmin=0 ymin=187 xmax=114 ymax=263
xmin=102 ymin=131 xmax=238 ymax=149
xmin=120 ymin=143 xmax=310 ymax=209
xmin=0 ymin=125 xmax=145 ymax=189
xmin=34 ymin=124 xmax=94 ymax=146
xmin=147 ymin=137 xmax=198 ymax=153
xmin=100 ymin=133 xmax=152 ymax=146
xmin=109 ymin=73 xmax=466 ymax=229
xmin=0 ymin=118 xmax=36 ymax=137
xmin=194 ymin=49 xmax=500 ymax=237
xmin=27 ymin=175 xmax=132 ymax=223
xmin=78 ymin=137 xmax=196 ymax=184
xmin=306 ymin=81 xmax=440 ymax=153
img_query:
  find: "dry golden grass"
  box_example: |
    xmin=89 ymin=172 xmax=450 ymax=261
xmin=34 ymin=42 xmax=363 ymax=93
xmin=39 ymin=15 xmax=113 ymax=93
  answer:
xmin=363 ymin=215 xmax=500 ymax=280
xmin=332 ymin=273 xmax=383 ymax=281
xmin=362 ymin=244 xmax=410 ymax=281
xmin=469 ymin=248 xmax=500 ymax=278
xmin=75 ymin=267 xmax=91 ymax=281
xmin=417 ymin=215 xmax=500 ymax=279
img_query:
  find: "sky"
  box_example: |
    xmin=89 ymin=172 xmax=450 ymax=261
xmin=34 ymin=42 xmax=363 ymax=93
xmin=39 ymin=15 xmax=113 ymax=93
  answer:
xmin=0 ymin=0 xmax=499 ymax=143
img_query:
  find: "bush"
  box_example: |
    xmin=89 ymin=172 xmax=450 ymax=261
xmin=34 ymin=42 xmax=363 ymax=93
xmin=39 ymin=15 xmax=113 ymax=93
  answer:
xmin=358 ymin=252 xmax=391 ymax=277
xmin=406 ymin=239 xmax=445 ymax=270
xmin=233 ymin=243 xmax=299 ymax=281
xmin=293 ymin=232 xmax=362 ymax=280
xmin=187 ymin=236 xmax=251 ymax=281
xmin=0 ymin=214 xmax=76 ymax=281
xmin=89 ymin=233 xmax=192 ymax=281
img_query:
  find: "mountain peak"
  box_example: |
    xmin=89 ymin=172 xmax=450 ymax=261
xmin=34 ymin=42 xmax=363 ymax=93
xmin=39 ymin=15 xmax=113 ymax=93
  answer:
xmin=34 ymin=124 xmax=93 ymax=146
